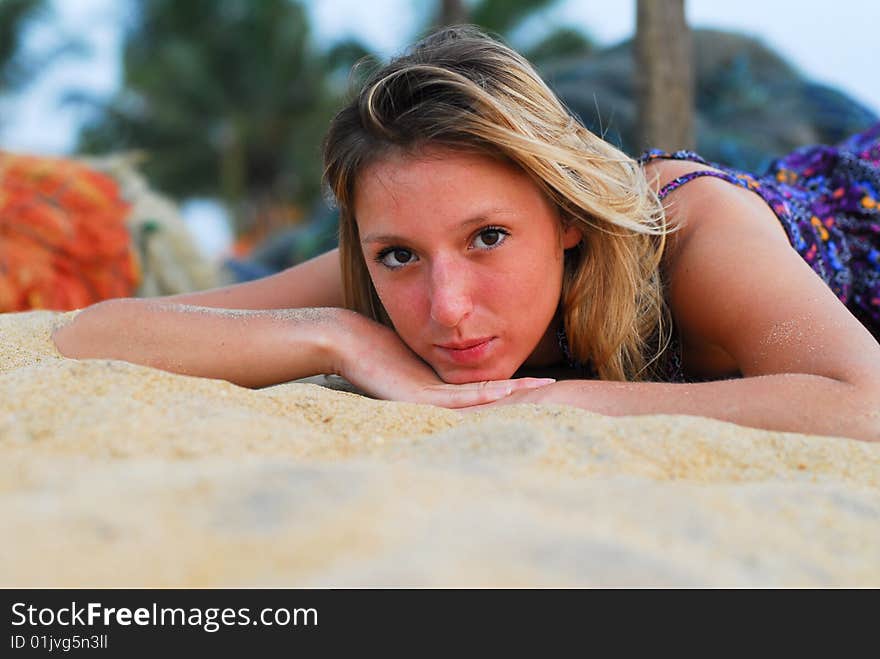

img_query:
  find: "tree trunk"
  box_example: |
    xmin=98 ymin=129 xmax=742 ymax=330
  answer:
xmin=436 ymin=0 xmax=469 ymax=27
xmin=635 ymin=0 xmax=694 ymax=152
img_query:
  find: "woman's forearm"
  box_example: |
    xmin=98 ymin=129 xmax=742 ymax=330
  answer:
xmin=538 ymin=375 xmax=880 ymax=442
xmin=51 ymin=299 xmax=352 ymax=388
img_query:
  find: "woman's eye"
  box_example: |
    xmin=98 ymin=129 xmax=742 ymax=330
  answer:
xmin=472 ymin=227 xmax=508 ymax=249
xmin=378 ymin=248 xmax=416 ymax=268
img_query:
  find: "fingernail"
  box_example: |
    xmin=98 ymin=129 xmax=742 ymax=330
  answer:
xmin=526 ymin=378 xmax=556 ymax=387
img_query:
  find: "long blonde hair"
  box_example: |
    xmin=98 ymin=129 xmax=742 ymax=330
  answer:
xmin=323 ymin=26 xmax=676 ymax=381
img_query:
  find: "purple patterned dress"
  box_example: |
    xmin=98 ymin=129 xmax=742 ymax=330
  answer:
xmin=559 ymin=122 xmax=880 ymax=383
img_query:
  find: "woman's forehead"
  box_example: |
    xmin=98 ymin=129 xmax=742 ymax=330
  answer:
xmin=356 ymin=146 xmax=527 ymax=199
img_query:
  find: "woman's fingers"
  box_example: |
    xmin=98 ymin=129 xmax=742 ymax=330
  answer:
xmin=418 ymin=377 xmax=555 ymax=408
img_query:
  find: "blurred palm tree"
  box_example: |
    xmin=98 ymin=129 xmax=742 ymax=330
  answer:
xmin=1 ymin=0 xmax=89 ymax=94
xmin=0 ymin=0 xmax=48 ymax=93
xmin=425 ymin=0 xmax=595 ymax=64
xmin=75 ymin=0 xmax=370 ymax=237
xmin=1 ymin=0 xmax=91 ymax=99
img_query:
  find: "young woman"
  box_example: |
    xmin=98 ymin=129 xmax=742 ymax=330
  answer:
xmin=52 ymin=27 xmax=880 ymax=441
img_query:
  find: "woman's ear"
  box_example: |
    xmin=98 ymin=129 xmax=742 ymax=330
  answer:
xmin=561 ymin=222 xmax=584 ymax=250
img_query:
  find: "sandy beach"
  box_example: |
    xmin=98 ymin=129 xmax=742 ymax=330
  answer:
xmin=2 ymin=310 xmax=879 ymax=586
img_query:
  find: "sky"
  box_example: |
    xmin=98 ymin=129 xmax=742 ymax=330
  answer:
xmin=1 ymin=0 xmax=877 ymax=258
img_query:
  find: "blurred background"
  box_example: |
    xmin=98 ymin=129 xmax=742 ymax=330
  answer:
xmin=1 ymin=0 xmax=878 ymax=310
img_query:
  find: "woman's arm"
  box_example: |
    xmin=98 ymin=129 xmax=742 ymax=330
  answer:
xmin=493 ymin=375 xmax=880 ymax=442
xmin=51 ymin=248 xmax=345 ymax=387
xmin=53 ymin=299 xmax=553 ymax=405
xmin=482 ymin=174 xmax=880 ymax=442
xmin=52 ymin=300 xmax=345 ymax=388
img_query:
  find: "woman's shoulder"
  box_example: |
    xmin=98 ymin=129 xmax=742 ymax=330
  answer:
xmin=643 ymin=153 xmax=794 ymax=381
xmin=642 ymin=156 xmax=719 ymax=196
xmin=641 ymin=150 xmax=737 ymax=199
xmin=642 ymin=157 xmax=727 ymax=264
xmin=643 ymin=154 xmax=789 ymax=251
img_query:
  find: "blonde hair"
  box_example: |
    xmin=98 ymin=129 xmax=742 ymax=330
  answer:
xmin=323 ymin=26 xmax=676 ymax=381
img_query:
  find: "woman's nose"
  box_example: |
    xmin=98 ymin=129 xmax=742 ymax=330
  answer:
xmin=428 ymin=259 xmax=473 ymax=328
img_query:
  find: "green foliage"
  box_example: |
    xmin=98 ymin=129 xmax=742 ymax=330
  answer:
xmin=421 ymin=0 xmax=594 ymax=69
xmin=469 ymin=0 xmax=558 ymax=36
xmin=76 ymin=0 xmax=368 ymax=232
xmin=524 ymin=25 xmax=594 ymax=64
xmin=0 ymin=0 xmax=48 ymax=90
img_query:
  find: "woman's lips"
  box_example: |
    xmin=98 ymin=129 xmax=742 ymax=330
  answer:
xmin=435 ymin=337 xmax=496 ymax=365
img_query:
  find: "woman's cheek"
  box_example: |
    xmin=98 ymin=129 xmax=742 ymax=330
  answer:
xmin=376 ymin=281 xmax=427 ymax=341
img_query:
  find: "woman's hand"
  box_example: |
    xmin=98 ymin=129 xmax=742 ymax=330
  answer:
xmin=333 ymin=311 xmax=555 ymax=408
xmin=458 ymin=380 xmax=568 ymax=412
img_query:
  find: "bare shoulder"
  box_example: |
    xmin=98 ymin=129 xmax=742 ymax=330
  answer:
xmin=642 ymin=156 xmax=717 ymax=197
xmin=643 ymin=159 xmax=785 ymax=376
xmin=646 ymin=159 xmax=880 ymax=386
xmin=642 ymin=158 xmax=789 ymax=266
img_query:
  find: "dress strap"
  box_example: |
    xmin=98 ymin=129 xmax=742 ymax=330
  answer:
xmin=639 ymin=148 xmax=710 ymax=165
xmin=657 ymin=170 xmax=744 ymax=201
xmin=639 ymin=148 xmax=762 ymax=201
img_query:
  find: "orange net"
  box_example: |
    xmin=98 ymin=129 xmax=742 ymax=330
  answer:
xmin=0 ymin=151 xmax=140 ymax=312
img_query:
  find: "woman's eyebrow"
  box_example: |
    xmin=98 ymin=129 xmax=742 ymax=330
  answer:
xmin=360 ymin=209 xmax=514 ymax=244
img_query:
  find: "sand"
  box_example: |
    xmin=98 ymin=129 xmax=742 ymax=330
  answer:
xmin=1 ymin=310 xmax=879 ymax=586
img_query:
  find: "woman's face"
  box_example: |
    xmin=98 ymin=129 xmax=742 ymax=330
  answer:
xmin=354 ymin=147 xmax=582 ymax=384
